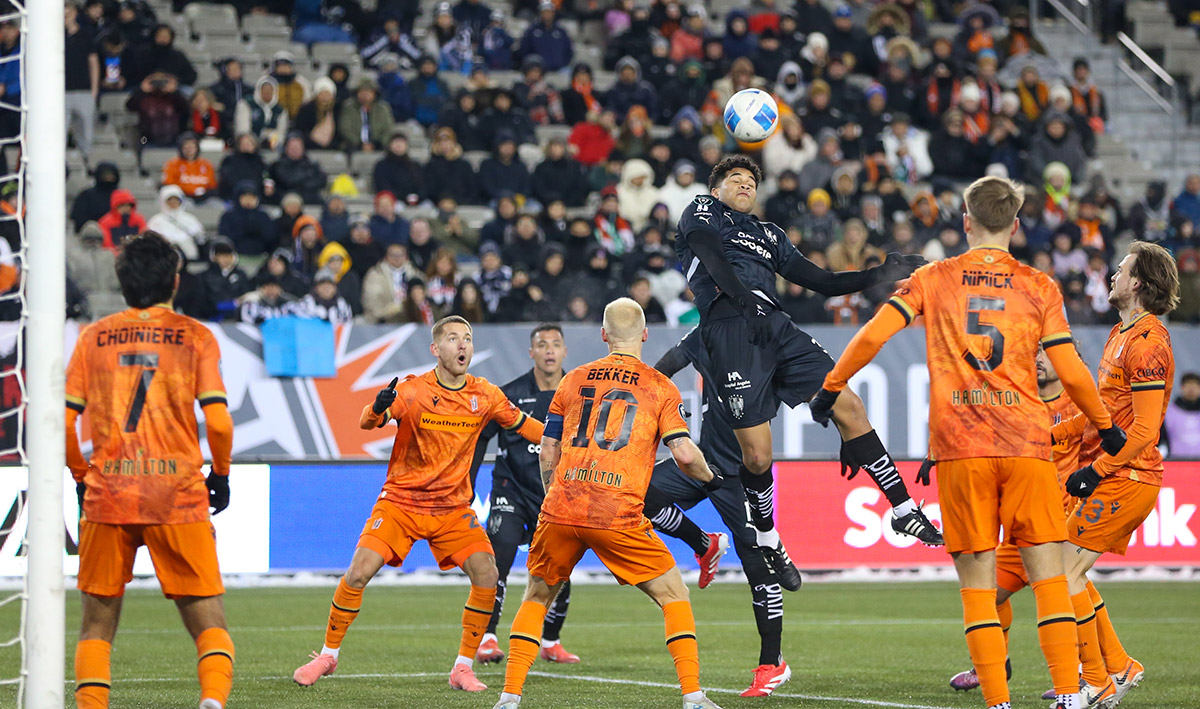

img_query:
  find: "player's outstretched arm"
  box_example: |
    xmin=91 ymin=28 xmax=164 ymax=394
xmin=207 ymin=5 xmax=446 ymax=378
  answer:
xmin=511 ymin=415 xmax=545 ymax=444
xmin=685 ymin=227 xmax=774 ymax=345
xmin=653 ymin=343 xmax=691 ymax=379
xmin=666 ymin=437 xmax=719 ymax=488
xmin=778 ymin=243 xmax=926 ymax=297
xmin=1044 ymin=344 xmax=1115 ymax=434
xmin=810 ymin=305 xmax=908 ymax=426
xmin=360 ymin=377 xmax=399 ymax=429
xmin=538 ymin=435 xmax=562 ymax=492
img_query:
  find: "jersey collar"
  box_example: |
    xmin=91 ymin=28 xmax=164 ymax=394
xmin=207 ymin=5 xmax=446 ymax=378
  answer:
xmin=1118 ymin=310 xmax=1152 ymax=333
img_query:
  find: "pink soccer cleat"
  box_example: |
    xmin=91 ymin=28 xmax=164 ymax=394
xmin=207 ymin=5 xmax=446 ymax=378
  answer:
xmin=949 ymin=668 xmax=979 ymax=691
xmin=293 ymin=651 xmax=337 ymax=687
xmin=539 ymin=642 xmax=580 ymax=664
xmin=449 ymin=662 xmax=488 ymax=691
xmin=696 ymin=532 xmax=729 ymax=589
xmin=476 ymin=636 xmax=505 ymax=664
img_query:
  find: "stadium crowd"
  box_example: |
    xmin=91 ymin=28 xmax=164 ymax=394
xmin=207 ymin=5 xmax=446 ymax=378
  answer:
xmin=3 ymin=0 xmax=1200 ymax=327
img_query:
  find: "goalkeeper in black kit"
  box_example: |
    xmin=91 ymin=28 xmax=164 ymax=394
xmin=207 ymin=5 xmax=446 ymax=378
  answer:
xmin=675 ymin=156 xmax=943 ymax=591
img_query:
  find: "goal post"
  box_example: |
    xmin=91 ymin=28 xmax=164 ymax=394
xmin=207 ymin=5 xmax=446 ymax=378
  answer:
xmin=24 ymin=0 xmax=67 ymax=706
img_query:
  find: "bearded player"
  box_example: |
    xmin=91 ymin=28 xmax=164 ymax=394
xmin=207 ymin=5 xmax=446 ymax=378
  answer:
xmin=676 ymin=156 xmax=940 ymax=590
xmin=292 ymin=316 xmax=544 ymax=692
xmin=810 ymin=176 xmax=1125 ymax=709
xmin=1053 ymin=241 xmax=1179 ymax=708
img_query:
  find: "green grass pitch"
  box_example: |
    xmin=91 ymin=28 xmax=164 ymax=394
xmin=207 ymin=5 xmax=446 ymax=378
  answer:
xmin=2 ymin=580 xmax=1198 ymax=707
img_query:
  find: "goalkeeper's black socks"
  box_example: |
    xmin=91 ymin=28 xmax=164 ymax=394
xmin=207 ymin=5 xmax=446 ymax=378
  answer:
xmin=647 ymin=501 xmax=710 ymax=556
xmin=749 ymin=577 xmax=784 ymax=666
xmin=739 ymin=463 xmax=776 ymax=533
xmin=541 ymin=580 xmax=570 ymax=643
xmin=843 ymin=431 xmax=908 ymax=508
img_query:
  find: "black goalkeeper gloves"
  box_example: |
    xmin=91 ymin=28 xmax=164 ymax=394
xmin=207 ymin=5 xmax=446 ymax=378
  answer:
xmin=741 ymin=299 xmax=774 ymax=347
xmin=76 ymin=482 xmax=86 ymax=511
xmin=839 ymin=443 xmax=859 ymax=479
xmin=206 ymin=472 xmax=230 ymax=514
xmin=1098 ymin=425 xmax=1127 ymax=456
xmin=1066 ymin=464 xmax=1102 ymax=498
xmin=701 ymin=466 xmax=725 ymax=493
xmin=916 ymin=458 xmax=935 ymax=486
xmin=809 ymin=388 xmax=839 ymax=427
xmin=373 ymin=376 xmax=399 ymax=414
xmin=876 ymin=252 xmax=926 ymax=283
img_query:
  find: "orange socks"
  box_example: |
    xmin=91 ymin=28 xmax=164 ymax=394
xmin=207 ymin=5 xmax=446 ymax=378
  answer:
xmin=459 ymin=585 xmax=497 ymax=659
xmin=324 ymin=577 xmax=364 ymax=650
xmin=997 ymin=597 xmax=1013 ymax=651
xmin=503 ymin=600 xmax=548 ymax=695
xmin=1071 ymin=589 xmax=1107 ymax=687
xmin=196 ymin=627 xmax=235 ymax=708
xmin=74 ymin=639 xmax=112 ymax=709
xmin=663 ymin=600 xmax=701 ymax=696
xmin=1031 ymin=576 xmax=1081 ymax=695
xmin=961 ymin=588 xmax=1008 ymax=707
xmin=1087 ymin=581 xmax=1130 ymax=673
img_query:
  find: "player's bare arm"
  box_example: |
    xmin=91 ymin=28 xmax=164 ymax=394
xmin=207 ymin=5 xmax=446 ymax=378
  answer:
xmin=666 ymin=436 xmax=718 ymax=488
xmin=539 ymin=435 xmax=562 ymax=492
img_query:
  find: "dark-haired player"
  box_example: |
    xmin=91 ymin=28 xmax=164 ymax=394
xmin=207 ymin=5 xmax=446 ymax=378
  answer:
xmin=67 ymin=232 xmax=235 ymax=709
xmin=473 ymin=323 xmax=582 ymax=665
xmin=676 ymin=156 xmax=941 ymax=590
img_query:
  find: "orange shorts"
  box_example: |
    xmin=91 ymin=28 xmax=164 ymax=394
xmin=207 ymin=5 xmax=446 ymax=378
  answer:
xmin=357 ymin=500 xmax=492 ymax=571
xmin=994 ymin=542 xmax=1029 ymax=594
xmin=1068 ymin=476 xmax=1160 ymax=555
xmin=527 ymin=517 xmax=676 ymax=587
xmin=938 ymin=457 xmax=1067 ymax=554
xmin=77 ymin=520 xmax=223 ymax=599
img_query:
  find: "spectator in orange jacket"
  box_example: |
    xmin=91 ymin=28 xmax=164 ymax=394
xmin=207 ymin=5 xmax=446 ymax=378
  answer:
xmin=161 ymin=132 xmax=218 ymax=201
xmin=97 ymin=189 xmax=147 ymax=252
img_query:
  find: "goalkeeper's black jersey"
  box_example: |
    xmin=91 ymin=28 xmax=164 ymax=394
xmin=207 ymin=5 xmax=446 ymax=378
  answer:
xmin=480 ymin=369 xmax=556 ymax=510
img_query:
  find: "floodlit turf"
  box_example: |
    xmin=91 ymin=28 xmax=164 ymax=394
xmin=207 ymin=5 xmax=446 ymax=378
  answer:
xmin=1 ymin=580 xmax=1198 ymax=708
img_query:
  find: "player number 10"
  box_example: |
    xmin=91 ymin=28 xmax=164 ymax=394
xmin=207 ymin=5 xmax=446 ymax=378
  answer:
xmin=570 ymin=386 xmax=639 ymax=451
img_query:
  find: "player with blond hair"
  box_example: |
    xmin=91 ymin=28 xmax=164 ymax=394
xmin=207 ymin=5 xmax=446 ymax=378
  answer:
xmin=810 ymin=176 xmax=1126 ymax=709
xmin=494 ymin=298 xmax=725 ymax=709
xmin=292 ymin=315 xmax=544 ymax=693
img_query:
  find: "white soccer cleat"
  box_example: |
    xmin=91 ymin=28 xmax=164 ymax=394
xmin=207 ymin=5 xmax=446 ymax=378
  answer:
xmin=199 ymin=699 xmax=223 ymax=709
xmin=684 ymin=692 xmax=723 ymax=709
xmin=492 ymin=695 xmax=521 ymax=708
xmin=1109 ymin=657 xmax=1144 ymax=706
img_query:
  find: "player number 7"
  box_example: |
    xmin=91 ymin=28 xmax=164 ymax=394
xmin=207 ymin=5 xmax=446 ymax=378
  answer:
xmin=119 ymin=352 xmax=159 ymax=432
xmin=963 ymin=297 xmax=1005 ymax=372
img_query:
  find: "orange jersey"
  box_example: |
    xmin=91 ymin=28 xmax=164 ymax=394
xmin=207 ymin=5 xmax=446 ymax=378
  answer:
xmin=66 ymin=306 xmax=227 ymax=525
xmin=540 ymin=352 xmax=691 ymax=530
xmin=370 ymin=370 xmax=532 ymax=515
xmin=1046 ymin=390 xmax=1082 ymax=513
xmin=1093 ymin=313 xmax=1173 ymax=484
xmin=889 ymin=247 xmax=1072 ymax=461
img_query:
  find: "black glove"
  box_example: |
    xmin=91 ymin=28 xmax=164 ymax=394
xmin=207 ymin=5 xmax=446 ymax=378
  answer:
xmin=876 ymin=252 xmax=927 ymax=283
xmin=373 ymin=376 xmax=400 ymax=414
xmin=1065 ymin=464 xmax=1102 ymax=498
xmin=916 ymin=458 xmax=935 ymax=486
xmin=809 ymin=388 xmax=839 ymax=428
xmin=741 ymin=299 xmax=774 ymax=347
xmin=701 ymin=466 xmax=724 ymax=493
xmin=839 ymin=443 xmax=859 ymax=480
xmin=76 ymin=481 xmax=86 ymax=510
xmin=1098 ymin=425 xmax=1127 ymax=456
xmin=206 ymin=472 xmax=230 ymax=514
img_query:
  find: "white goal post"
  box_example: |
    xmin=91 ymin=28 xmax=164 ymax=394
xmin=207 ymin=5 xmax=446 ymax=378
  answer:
xmin=24 ymin=0 xmax=67 ymax=706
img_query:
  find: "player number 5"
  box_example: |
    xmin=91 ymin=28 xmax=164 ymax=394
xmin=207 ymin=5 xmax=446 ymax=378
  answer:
xmin=119 ymin=352 xmax=159 ymax=432
xmin=963 ymin=297 xmax=1005 ymax=371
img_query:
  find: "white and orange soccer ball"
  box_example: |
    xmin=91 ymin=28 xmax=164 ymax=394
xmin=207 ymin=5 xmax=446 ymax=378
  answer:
xmin=723 ymin=89 xmax=780 ymax=143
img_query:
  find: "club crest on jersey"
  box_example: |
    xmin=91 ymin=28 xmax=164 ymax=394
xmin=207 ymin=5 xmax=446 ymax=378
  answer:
xmin=729 ymin=394 xmax=745 ymax=419
xmin=470 ymin=396 xmax=478 ymax=411
xmin=693 ymin=195 xmax=713 ymax=207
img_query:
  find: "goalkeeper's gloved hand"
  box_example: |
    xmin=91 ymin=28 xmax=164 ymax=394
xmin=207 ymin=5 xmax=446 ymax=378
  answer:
xmin=1065 ymin=464 xmax=1102 ymax=498
xmin=701 ymin=466 xmax=724 ymax=493
xmin=915 ymin=458 xmax=935 ymax=486
xmin=373 ymin=376 xmax=399 ymax=414
xmin=839 ymin=443 xmax=859 ymax=480
xmin=76 ymin=482 xmax=86 ymax=511
xmin=741 ymin=299 xmax=774 ymax=347
xmin=809 ymin=388 xmax=839 ymax=428
xmin=206 ymin=472 xmax=230 ymax=514
xmin=878 ymin=252 xmax=926 ymax=282
xmin=1098 ymin=425 xmax=1127 ymax=456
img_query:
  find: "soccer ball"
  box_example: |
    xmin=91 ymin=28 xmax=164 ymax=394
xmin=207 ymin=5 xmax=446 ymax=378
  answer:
xmin=723 ymin=89 xmax=779 ymax=143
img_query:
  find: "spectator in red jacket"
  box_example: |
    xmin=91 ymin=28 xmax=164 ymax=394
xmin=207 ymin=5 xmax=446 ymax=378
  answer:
xmin=97 ymin=189 xmax=148 ymax=252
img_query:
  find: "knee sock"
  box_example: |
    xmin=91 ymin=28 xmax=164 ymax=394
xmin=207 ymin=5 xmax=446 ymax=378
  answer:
xmin=504 ymin=600 xmax=548 ymax=695
xmin=663 ymin=600 xmax=701 ymax=696
xmin=997 ymin=597 xmax=1013 ymax=653
xmin=1087 ymin=581 xmax=1130 ymax=673
xmin=542 ymin=581 xmax=570 ymax=643
xmin=739 ymin=463 xmax=776 ymax=533
xmin=1071 ymin=589 xmax=1107 ymax=687
xmin=843 ymin=430 xmax=910 ymax=509
xmin=74 ymin=638 xmax=112 ymax=709
xmin=1032 ymin=576 xmax=1081 ymax=696
xmin=196 ymin=627 xmax=235 ymax=708
xmin=458 ymin=585 xmax=496 ymax=663
xmin=749 ymin=578 xmax=784 ymax=665
xmin=487 ymin=576 xmax=506 ymax=636
xmin=961 ymin=588 xmax=1009 ymax=708
xmin=647 ymin=504 xmax=711 ymax=557
xmin=322 ymin=578 xmax=363 ymax=656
